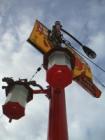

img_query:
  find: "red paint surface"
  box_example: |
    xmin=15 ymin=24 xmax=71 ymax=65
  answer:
xmin=47 ymin=88 xmax=69 ymax=140
xmin=3 ymin=102 xmax=25 ymax=119
xmin=47 ymin=64 xmax=72 ymax=88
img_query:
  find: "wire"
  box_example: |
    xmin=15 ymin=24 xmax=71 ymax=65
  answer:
xmin=62 ymin=27 xmax=105 ymax=89
xmin=73 ymin=48 xmax=105 ymax=89
xmin=67 ymin=45 xmax=105 ymax=89
xmin=61 ymin=28 xmax=83 ymax=47
xmin=70 ymin=45 xmax=105 ymax=73
xmin=64 ymin=42 xmax=105 ymax=88
xmin=29 ymin=64 xmax=43 ymax=81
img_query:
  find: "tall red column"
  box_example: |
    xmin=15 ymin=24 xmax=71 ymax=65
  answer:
xmin=47 ymin=88 xmax=69 ymax=140
xmin=44 ymin=48 xmax=73 ymax=140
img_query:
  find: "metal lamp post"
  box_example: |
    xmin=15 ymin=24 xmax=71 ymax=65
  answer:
xmin=43 ymin=47 xmax=73 ymax=140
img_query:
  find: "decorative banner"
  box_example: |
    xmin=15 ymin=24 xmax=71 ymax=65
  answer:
xmin=27 ymin=20 xmax=53 ymax=54
xmin=75 ymin=74 xmax=101 ymax=98
xmin=65 ymin=46 xmax=93 ymax=79
xmin=64 ymin=45 xmax=101 ymax=97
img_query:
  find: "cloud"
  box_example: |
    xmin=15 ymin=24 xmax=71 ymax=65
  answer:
xmin=0 ymin=30 xmax=17 ymax=52
xmin=66 ymin=81 xmax=105 ymax=140
xmin=0 ymin=2 xmax=48 ymax=139
xmin=1 ymin=94 xmax=49 ymax=140
xmin=0 ymin=0 xmax=14 ymax=15
xmin=88 ymin=32 xmax=105 ymax=58
xmin=0 ymin=0 xmax=105 ymax=140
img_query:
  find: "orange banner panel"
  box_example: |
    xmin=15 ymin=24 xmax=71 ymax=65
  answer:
xmin=64 ymin=45 xmax=101 ymax=97
xmin=28 ymin=20 xmax=53 ymax=54
xmin=65 ymin=46 xmax=93 ymax=79
xmin=74 ymin=74 xmax=101 ymax=98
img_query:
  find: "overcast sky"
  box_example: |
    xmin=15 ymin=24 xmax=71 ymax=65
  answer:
xmin=0 ymin=0 xmax=105 ymax=140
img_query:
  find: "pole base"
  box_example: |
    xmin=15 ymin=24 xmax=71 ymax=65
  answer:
xmin=47 ymin=88 xmax=69 ymax=140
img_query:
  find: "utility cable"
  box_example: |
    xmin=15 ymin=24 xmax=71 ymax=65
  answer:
xmin=61 ymin=28 xmax=105 ymax=72
xmin=66 ymin=44 xmax=105 ymax=89
xmin=29 ymin=64 xmax=43 ymax=81
xmin=61 ymin=28 xmax=83 ymax=46
xmin=69 ymin=44 xmax=105 ymax=73
xmin=61 ymin=28 xmax=96 ymax=59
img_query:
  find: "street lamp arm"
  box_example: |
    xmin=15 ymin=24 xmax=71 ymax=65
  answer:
xmin=61 ymin=28 xmax=83 ymax=46
xmin=61 ymin=28 xmax=96 ymax=59
xmin=32 ymin=89 xmax=49 ymax=94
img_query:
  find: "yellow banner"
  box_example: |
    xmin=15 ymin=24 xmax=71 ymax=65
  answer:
xmin=64 ymin=45 xmax=102 ymax=97
xmin=28 ymin=20 xmax=53 ymax=54
xmin=64 ymin=45 xmax=93 ymax=79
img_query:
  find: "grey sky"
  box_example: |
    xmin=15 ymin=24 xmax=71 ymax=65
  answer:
xmin=0 ymin=0 xmax=105 ymax=140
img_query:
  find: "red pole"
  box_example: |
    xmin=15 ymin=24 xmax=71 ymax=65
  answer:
xmin=44 ymin=48 xmax=73 ymax=140
xmin=47 ymin=88 xmax=69 ymax=140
